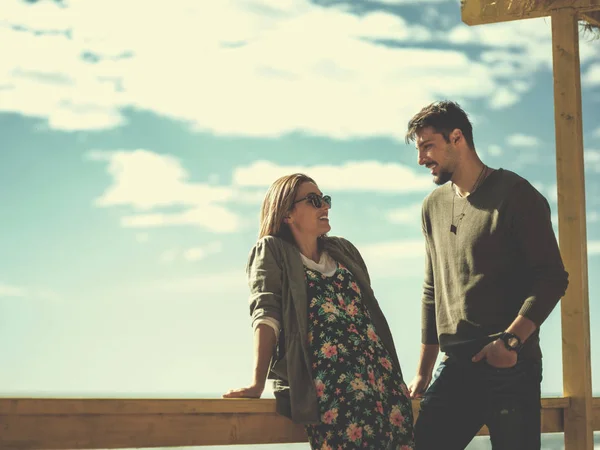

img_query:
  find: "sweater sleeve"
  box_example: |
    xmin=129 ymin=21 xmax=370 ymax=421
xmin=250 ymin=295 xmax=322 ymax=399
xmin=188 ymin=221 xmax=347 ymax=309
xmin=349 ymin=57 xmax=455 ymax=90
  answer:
xmin=247 ymin=238 xmax=283 ymax=329
xmin=421 ymin=204 xmax=438 ymax=345
xmin=508 ymin=181 xmax=569 ymax=327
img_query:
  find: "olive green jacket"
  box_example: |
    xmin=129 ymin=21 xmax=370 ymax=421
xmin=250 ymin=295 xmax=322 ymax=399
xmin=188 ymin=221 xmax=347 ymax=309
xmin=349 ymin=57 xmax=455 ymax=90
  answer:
xmin=247 ymin=235 xmax=403 ymax=424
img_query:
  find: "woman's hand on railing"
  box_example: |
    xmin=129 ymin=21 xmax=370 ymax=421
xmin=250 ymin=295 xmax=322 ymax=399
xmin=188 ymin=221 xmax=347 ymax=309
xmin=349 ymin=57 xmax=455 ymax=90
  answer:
xmin=222 ymin=383 xmax=264 ymax=398
xmin=222 ymin=324 xmax=275 ymax=399
xmin=223 ymin=324 xmax=275 ymax=399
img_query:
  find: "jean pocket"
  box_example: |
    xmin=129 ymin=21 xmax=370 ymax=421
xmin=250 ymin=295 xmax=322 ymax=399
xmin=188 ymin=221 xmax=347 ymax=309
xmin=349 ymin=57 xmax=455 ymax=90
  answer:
xmin=484 ymin=360 xmax=540 ymax=389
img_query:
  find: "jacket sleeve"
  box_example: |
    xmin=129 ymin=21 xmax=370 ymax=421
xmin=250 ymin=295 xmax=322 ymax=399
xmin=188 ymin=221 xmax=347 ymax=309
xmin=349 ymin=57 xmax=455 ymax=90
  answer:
xmin=247 ymin=238 xmax=283 ymax=328
xmin=508 ymin=181 xmax=569 ymax=327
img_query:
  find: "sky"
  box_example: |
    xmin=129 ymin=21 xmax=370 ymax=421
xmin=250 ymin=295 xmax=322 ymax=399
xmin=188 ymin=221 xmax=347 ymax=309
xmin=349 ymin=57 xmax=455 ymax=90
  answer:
xmin=1 ymin=0 xmax=600 ymax=449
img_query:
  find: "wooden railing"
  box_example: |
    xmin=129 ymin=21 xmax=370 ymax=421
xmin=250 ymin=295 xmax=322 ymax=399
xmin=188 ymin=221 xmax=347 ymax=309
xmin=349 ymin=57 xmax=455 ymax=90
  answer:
xmin=1 ymin=397 xmax=599 ymax=449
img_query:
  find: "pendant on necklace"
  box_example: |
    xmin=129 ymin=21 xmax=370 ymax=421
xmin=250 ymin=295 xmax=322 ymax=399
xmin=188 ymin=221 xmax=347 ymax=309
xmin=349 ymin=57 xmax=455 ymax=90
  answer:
xmin=450 ymin=224 xmax=457 ymax=234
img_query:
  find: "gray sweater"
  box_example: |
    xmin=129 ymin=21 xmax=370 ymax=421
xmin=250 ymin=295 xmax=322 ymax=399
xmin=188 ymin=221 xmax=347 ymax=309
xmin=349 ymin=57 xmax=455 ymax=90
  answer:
xmin=421 ymin=169 xmax=569 ymax=360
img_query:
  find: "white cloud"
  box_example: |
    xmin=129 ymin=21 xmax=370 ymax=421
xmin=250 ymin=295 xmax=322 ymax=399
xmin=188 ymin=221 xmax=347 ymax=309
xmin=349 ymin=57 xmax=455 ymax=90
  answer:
xmin=121 ymin=207 xmax=240 ymax=233
xmin=88 ymin=149 xmax=242 ymax=233
xmin=135 ymin=233 xmax=149 ymax=243
xmin=159 ymin=243 xmax=223 ymax=263
xmin=183 ymin=242 xmax=223 ymax=262
xmin=358 ymin=239 xmax=426 ymax=278
xmin=386 ymin=203 xmax=422 ymax=225
xmin=0 ymin=282 xmax=59 ymax=301
xmin=88 ymin=150 xmax=232 ymax=210
xmin=361 ymin=240 xmax=425 ymax=258
xmin=234 ymin=190 xmax=270 ymax=204
xmin=233 ymin=160 xmax=433 ymax=193
xmin=593 ymin=127 xmax=600 ymax=139
xmin=160 ymin=249 xmax=178 ymax=264
xmin=144 ymin=270 xmax=248 ymax=295
xmin=583 ymin=63 xmax=600 ymax=86
xmin=488 ymin=144 xmax=503 ymax=156
xmin=506 ymin=133 xmax=541 ymax=147
xmin=0 ymin=282 xmax=26 ymax=298
xmin=531 ymin=180 xmax=545 ymax=194
xmin=530 ymin=181 xmax=557 ymax=206
xmin=2 ymin=0 xmax=595 ymax=139
xmin=450 ymin=20 xmax=597 ymax=66
xmin=589 ymin=240 xmax=600 ymax=255
xmin=91 ymin=150 xmax=433 ymax=233
xmin=489 ymin=87 xmax=520 ymax=109
xmin=546 ymin=183 xmax=557 ymax=204
xmin=47 ymin=106 xmax=124 ymax=131
xmin=447 ymin=21 xmax=597 ymax=106
xmin=418 ymin=5 xmax=457 ymax=28
xmin=585 ymin=149 xmax=600 ymax=172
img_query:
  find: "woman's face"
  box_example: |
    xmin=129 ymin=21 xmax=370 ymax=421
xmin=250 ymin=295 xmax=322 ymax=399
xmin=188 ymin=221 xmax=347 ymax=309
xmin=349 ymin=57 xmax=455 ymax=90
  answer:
xmin=287 ymin=182 xmax=331 ymax=239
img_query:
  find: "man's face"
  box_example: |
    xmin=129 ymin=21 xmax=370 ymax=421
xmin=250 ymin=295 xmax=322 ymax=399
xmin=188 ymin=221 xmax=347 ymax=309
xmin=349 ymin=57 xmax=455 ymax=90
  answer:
xmin=415 ymin=126 xmax=456 ymax=186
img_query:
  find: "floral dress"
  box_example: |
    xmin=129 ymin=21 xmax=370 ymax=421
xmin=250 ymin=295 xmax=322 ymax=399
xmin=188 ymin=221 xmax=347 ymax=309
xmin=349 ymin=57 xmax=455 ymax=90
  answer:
xmin=304 ymin=261 xmax=414 ymax=450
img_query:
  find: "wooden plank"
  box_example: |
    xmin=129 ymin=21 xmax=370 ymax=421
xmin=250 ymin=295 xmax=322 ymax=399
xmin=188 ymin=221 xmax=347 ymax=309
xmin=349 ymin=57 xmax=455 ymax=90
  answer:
xmin=0 ymin=397 xmax=571 ymax=415
xmin=462 ymin=0 xmax=600 ymax=25
xmin=542 ymin=397 xmax=571 ymax=409
xmin=580 ymin=10 xmax=600 ymax=27
xmin=0 ymin=398 xmax=280 ymax=415
xmin=0 ymin=397 xmax=582 ymax=449
xmin=0 ymin=413 xmax=308 ymax=449
xmin=594 ymin=401 xmax=600 ymax=431
xmin=475 ymin=405 xmax=564 ymax=436
xmin=0 ymin=408 xmax=571 ymax=449
xmin=551 ymin=8 xmax=594 ymax=450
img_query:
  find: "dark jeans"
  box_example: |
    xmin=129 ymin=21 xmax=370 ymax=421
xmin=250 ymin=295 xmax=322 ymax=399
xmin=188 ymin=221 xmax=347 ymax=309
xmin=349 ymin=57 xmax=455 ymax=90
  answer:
xmin=414 ymin=355 xmax=542 ymax=450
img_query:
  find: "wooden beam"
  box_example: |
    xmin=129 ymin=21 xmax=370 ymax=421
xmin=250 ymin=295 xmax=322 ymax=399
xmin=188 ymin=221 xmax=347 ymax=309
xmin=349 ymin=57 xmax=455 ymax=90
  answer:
xmin=0 ymin=398 xmax=281 ymax=415
xmin=580 ymin=10 xmax=600 ymax=27
xmin=0 ymin=397 xmax=584 ymax=449
xmin=0 ymin=399 xmax=307 ymax=449
xmin=551 ymin=8 xmax=594 ymax=450
xmin=462 ymin=0 xmax=600 ymax=25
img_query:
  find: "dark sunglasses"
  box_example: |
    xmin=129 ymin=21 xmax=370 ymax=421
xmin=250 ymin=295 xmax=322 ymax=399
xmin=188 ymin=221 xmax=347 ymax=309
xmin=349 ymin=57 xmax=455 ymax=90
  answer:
xmin=292 ymin=193 xmax=332 ymax=209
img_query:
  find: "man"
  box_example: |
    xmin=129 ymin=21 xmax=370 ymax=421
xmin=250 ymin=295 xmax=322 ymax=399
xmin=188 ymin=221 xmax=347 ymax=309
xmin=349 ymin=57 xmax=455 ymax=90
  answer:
xmin=404 ymin=101 xmax=568 ymax=450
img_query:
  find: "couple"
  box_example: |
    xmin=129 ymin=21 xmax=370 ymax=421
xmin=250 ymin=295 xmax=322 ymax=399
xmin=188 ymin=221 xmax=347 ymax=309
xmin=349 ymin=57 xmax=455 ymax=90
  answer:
xmin=224 ymin=101 xmax=569 ymax=450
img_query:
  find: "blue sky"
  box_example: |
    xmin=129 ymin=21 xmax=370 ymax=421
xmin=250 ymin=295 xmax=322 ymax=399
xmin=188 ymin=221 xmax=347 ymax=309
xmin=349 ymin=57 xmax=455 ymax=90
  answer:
xmin=1 ymin=0 xmax=600 ymax=428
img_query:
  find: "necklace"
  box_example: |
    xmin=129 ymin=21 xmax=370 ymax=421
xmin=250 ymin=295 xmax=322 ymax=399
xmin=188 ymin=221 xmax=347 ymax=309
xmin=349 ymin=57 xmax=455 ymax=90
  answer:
xmin=450 ymin=164 xmax=488 ymax=234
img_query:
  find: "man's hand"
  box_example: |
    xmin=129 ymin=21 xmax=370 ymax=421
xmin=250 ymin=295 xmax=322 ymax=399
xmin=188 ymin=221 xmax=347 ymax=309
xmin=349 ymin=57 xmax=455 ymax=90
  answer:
xmin=407 ymin=374 xmax=432 ymax=399
xmin=409 ymin=343 xmax=439 ymax=399
xmin=472 ymin=339 xmax=518 ymax=368
xmin=222 ymin=383 xmax=265 ymax=399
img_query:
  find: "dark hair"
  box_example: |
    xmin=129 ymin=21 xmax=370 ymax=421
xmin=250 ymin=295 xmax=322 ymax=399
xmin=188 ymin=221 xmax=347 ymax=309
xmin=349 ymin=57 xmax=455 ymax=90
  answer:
xmin=405 ymin=101 xmax=475 ymax=150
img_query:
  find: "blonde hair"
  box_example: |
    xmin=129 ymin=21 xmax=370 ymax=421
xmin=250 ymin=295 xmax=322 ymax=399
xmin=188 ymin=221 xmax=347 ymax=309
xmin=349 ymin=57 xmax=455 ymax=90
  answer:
xmin=259 ymin=173 xmax=316 ymax=243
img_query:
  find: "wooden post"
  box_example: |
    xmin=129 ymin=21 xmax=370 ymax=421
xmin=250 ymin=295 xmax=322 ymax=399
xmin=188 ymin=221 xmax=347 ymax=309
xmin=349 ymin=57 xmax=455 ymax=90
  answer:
xmin=551 ymin=8 xmax=593 ymax=450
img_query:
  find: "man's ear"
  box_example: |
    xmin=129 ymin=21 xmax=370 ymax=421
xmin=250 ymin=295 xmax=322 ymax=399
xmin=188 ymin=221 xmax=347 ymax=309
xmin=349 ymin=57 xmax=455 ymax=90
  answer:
xmin=451 ymin=129 xmax=462 ymax=145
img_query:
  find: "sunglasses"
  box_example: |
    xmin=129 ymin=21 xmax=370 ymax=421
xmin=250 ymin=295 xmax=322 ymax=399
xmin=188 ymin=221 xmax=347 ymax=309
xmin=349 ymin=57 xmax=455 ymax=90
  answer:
xmin=292 ymin=193 xmax=332 ymax=209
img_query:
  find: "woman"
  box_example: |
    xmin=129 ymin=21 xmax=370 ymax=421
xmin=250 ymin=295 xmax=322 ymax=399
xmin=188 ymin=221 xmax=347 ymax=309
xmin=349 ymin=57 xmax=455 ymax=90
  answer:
xmin=224 ymin=173 xmax=414 ymax=450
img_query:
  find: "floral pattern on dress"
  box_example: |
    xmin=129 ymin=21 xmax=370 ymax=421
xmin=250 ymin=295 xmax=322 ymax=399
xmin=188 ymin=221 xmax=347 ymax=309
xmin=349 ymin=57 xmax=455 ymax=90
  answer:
xmin=304 ymin=262 xmax=414 ymax=450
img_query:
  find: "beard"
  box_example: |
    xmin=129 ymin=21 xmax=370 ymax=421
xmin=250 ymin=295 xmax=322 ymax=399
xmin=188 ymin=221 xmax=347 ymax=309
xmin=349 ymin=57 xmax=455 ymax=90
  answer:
xmin=434 ymin=169 xmax=453 ymax=185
